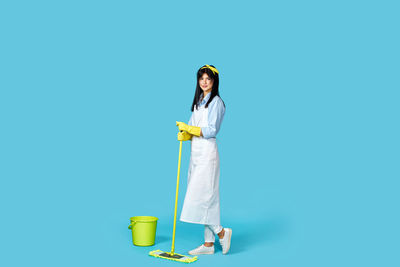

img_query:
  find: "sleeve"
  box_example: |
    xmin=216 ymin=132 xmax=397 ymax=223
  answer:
xmin=201 ymin=98 xmax=225 ymax=139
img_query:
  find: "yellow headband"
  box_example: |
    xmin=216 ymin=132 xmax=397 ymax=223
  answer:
xmin=201 ymin=65 xmax=219 ymax=75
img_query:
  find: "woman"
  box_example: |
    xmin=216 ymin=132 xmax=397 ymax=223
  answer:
xmin=176 ymin=64 xmax=232 ymax=255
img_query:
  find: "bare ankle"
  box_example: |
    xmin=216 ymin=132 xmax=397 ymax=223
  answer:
xmin=204 ymin=242 xmax=214 ymax=247
xmin=218 ymin=228 xmax=225 ymax=239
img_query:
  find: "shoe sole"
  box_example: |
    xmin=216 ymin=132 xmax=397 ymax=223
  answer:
xmin=222 ymin=228 xmax=232 ymax=254
xmin=188 ymin=251 xmax=214 ymax=255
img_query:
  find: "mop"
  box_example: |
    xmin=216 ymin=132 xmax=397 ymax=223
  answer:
xmin=149 ymin=138 xmax=198 ymax=263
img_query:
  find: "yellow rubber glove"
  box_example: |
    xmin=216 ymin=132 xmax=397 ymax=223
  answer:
xmin=176 ymin=121 xmax=201 ymax=137
xmin=177 ymin=130 xmax=192 ymax=141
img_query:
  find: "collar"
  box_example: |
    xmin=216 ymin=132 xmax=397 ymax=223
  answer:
xmin=199 ymin=92 xmax=212 ymax=105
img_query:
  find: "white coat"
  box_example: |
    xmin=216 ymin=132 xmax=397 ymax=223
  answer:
xmin=179 ymin=101 xmax=221 ymax=225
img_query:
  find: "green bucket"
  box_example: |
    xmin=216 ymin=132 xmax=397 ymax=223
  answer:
xmin=128 ymin=216 xmax=158 ymax=246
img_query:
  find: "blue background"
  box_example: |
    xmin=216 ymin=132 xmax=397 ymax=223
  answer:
xmin=1 ymin=0 xmax=399 ymax=266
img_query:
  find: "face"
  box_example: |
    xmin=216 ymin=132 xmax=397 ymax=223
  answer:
xmin=199 ymin=73 xmax=214 ymax=93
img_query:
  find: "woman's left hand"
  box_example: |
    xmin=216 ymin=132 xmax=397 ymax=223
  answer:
xmin=176 ymin=121 xmax=202 ymax=137
xmin=176 ymin=121 xmax=189 ymax=132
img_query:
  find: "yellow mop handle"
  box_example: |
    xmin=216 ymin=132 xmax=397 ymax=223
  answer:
xmin=170 ymin=140 xmax=183 ymax=255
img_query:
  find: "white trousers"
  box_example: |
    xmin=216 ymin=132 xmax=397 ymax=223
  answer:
xmin=204 ymin=224 xmax=223 ymax=243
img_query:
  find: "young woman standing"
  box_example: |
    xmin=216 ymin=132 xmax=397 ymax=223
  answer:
xmin=176 ymin=64 xmax=232 ymax=255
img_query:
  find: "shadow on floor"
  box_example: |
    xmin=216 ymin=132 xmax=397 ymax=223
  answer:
xmin=228 ymin=217 xmax=288 ymax=255
xmin=155 ymin=235 xmax=170 ymax=244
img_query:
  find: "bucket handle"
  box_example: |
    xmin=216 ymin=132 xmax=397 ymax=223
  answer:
xmin=128 ymin=221 xmax=136 ymax=230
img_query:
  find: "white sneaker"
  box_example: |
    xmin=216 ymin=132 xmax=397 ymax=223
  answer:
xmin=188 ymin=244 xmax=214 ymax=255
xmin=219 ymin=228 xmax=232 ymax=254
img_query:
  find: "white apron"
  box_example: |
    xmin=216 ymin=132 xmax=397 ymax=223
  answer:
xmin=179 ymin=104 xmax=221 ymax=225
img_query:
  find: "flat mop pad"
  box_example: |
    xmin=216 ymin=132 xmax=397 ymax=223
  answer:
xmin=149 ymin=250 xmax=198 ymax=263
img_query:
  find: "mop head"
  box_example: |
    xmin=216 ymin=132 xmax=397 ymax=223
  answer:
xmin=149 ymin=249 xmax=198 ymax=263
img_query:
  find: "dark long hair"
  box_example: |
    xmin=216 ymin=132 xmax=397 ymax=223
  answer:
xmin=191 ymin=65 xmax=225 ymax=111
